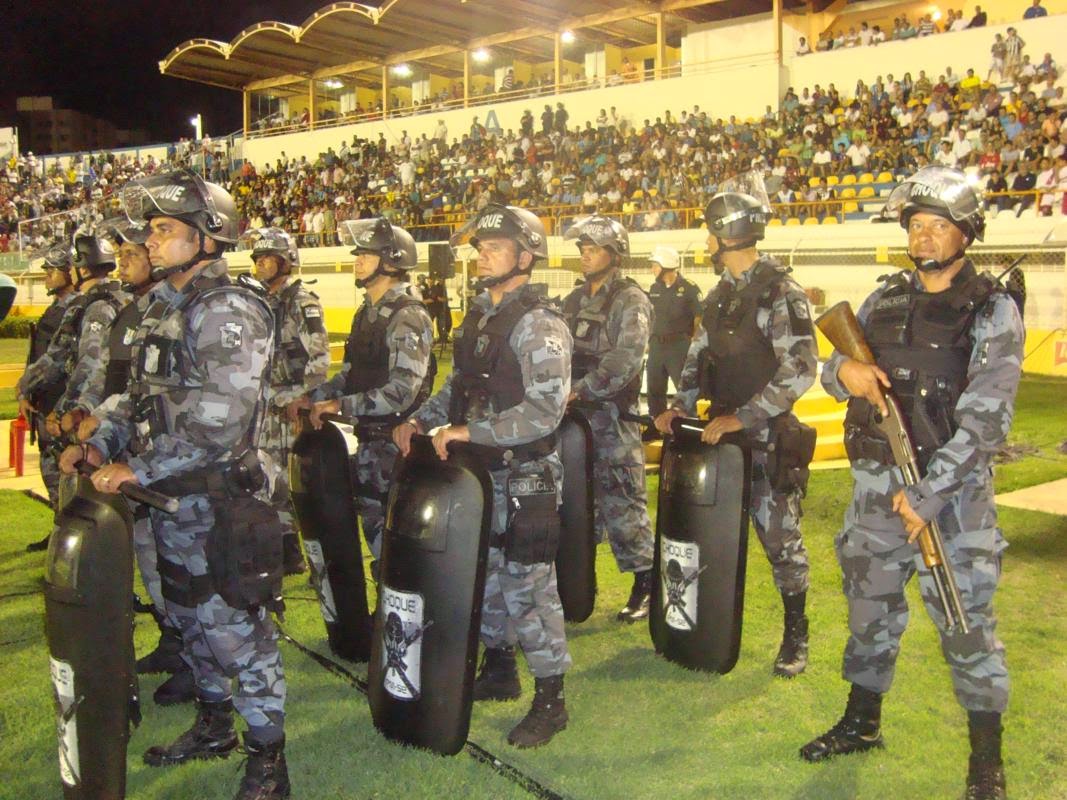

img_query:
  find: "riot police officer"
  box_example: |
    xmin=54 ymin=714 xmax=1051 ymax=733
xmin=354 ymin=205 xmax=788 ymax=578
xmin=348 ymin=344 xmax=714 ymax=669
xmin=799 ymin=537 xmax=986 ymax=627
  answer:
xmin=90 ymin=217 xmax=196 ymax=703
xmin=560 ymin=216 xmax=655 ymax=621
xmin=645 ymin=245 xmax=701 ymax=426
xmin=656 ymin=191 xmax=817 ymax=677
xmin=394 ymin=203 xmax=573 ymax=749
xmin=244 ymin=227 xmax=330 ymax=575
xmin=20 ymin=242 xmax=77 ymax=549
xmin=60 ymin=170 xmax=290 ymax=800
xmin=800 ymin=167 xmax=1022 ymax=800
xmin=19 ymin=233 xmax=128 ymax=552
xmin=302 ymin=217 xmax=434 ymax=562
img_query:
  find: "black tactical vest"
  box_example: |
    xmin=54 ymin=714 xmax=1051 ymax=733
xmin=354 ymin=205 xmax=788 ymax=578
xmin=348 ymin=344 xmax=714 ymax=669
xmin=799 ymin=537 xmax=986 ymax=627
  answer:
xmin=103 ymin=296 xmax=147 ymax=398
xmin=561 ymin=275 xmax=643 ymax=408
xmin=698 ymin=261 xmax=791 ymax=413
xmin=270 ymin=280 xmax=311 ymax=388
xmin=29 ymin=297 xmax=71 ymax=412
xmin=649 ymin=275 xmax=697 ymax=337
xmin=844 ymin=262 xmax=997 ymax=471
xmin=59 ymin=282 xmax=125 ymax=374
xmin=450 ymin=287 xmax=546 ymax=425
xmin=343 ymin=291 xmax=435 ymax=421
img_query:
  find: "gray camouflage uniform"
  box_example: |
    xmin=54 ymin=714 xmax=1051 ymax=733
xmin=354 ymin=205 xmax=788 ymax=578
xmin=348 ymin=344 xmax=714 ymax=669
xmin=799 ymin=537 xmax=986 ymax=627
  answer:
xmin=672 ymin=259 xmax=816 ymax=595
xmin=312 ymin=282 xmax=434 ymax=558
xmin=55 ymin=280 xmax=131 ymax=417
xmin=413 ymin=284 xmax=573 ymax=678
xmin=261 ymin=277 xmax=330 ymax=549
xmin=562 ymin=270 xmax=654 ymax=574
xmin=88 ymin=259 xmax=285 ymax=741
xmin=21 ymin=291 xmax=78 ymax=505
xmin=821 ymin=273 xmax=1023 ymax=713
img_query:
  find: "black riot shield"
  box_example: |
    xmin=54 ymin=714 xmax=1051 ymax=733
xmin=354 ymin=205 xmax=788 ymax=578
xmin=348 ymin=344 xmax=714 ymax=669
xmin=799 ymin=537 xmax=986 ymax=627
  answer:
xmin=649 ymin=420 xmax=751 ymax=674
xmin=44 ymin=473 xmax=138 ymax=800
xmin=290 ymin=421 xmax=372 ymax=663
xmin=555 ymin=411 xmax=597 ymax=622
xmin=368 ymin=435 xmax=493 ymax=756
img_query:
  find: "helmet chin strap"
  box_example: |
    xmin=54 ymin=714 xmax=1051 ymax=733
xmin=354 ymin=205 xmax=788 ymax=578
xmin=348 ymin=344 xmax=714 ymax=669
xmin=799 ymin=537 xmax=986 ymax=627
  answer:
xmin=711 ymin=236 xmax=756 ymax=275
xmin=355 ymin=260 xmax=404 ymax=289
xmin=474 ymin=252 xmax=532 ymax=291
xmin=909 ymin=247 xmax=966 ymax=273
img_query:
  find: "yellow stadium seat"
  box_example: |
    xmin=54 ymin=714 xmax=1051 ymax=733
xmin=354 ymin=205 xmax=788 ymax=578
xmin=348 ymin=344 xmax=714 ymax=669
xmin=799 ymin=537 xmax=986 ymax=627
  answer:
xmin=768 ymin=218 xmax=783 ymax=226
xmin=858 ymin=172 xmax=874 ymax=184
xmin=826 ymin=175 xmax=840 ymax=186
xmin=822 ymin=215 xmax=839 ymax=225
xmin=839 ymin=187 xmax=857 ymax=199
xmin=833 ymin=107 xmax=844 ymax=115
xmin=808 ymin=176 xmax=821 ymax=187
xmin=876 ymin=171 xmax=893 ymax=183
xmin=648 ymin=188 xmax=659 ymax=197
xmin=442 ymin=203 xmax=452 ymax=212
xmin=842 ymin=201 xmax=859 ymax=213
xmin=786 ymin=217 xmax=801 ymax=226
xmin=803 ymin=216 xmax=819 ymax=226
xmin=778 ymin=148 xmax=792 ymax=157
xmin=632 ymin=189 xmax=644 ymax=199
xmin=840 ymin=174 xmax=856 ymax=185
xmin=960 ymin=102 xmax=972 ymax=110
xmin=858 ymin=186 xmax=876 ymax=198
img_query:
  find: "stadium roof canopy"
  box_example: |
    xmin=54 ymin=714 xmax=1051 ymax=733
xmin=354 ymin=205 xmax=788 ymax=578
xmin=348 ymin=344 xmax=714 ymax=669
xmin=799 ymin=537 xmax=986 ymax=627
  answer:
xmin=159 ymin=0 xmax=809 ymax=94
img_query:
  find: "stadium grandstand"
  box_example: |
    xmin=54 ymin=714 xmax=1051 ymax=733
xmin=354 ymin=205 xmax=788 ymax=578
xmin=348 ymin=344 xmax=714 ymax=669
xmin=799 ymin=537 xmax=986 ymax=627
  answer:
xmin=3 ymin=0 xmax=1067 ymax=373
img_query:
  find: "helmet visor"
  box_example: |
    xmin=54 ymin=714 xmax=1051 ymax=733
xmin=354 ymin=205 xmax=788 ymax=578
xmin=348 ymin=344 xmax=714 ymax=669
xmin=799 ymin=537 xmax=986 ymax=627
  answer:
xmin=120 ymin=171 xmax=221 ymax=225
xmin=340 ymin=218 xmax=394 ymax=252
xmin=562 ymin=215 xmax=628 ymax=251
xmin=883 ymin=165 xmax=983 ymax=224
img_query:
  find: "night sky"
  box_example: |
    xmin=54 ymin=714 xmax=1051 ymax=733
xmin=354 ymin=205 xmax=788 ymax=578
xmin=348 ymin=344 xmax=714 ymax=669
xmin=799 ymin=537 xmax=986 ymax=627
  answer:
xmin=1 ymin=0 xmax=344 ymax=144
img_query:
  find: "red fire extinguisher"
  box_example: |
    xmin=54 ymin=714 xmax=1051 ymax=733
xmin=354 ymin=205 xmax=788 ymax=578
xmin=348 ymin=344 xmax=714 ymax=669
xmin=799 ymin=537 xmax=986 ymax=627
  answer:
xmin=9 ymin=413 xmax=28 ymax=477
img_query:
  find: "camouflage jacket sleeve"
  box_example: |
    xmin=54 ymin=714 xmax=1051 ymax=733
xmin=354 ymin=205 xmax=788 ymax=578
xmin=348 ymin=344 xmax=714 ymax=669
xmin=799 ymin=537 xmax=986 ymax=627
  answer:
xmin=821 ymin=288 xmax=884 ymax=401
xmin=56 ymin=300 xmax=117 ymax=414
xmin=340 ymin=304 xmax=434 ymax=417
xmin=575 ymin=285 xmax=650 ymax=401
xmin=671 ymin=326 xmax=708 ymax=415
xmin=467 ymin=308 xmax=572 ymax=447
xmin=17 ymin=304 xmax=78 ymax=397
xmin=88 ymin=391 xmax=136 ymax=459
xmin=311 ymin=363 xmax=350 ymax=401
xmin=270 ymin=292 xmax=331 ymax=408
xmin=116 ymin=293 xmax=272 ymax=486
xmin=411 ymin=372 xmax=454 ymax=431
xmin=904 ymin=293 xmax=1024 ymax=521
xmin=735 ymin=281 xmax=818 ymax=429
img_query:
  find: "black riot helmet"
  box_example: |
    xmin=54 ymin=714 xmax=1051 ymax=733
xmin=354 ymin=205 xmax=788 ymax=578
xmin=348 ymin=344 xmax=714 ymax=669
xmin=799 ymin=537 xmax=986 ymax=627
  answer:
xmin=703 ymin=192 xmax=771 ymax=272
xmin=339 ymin=217 xmax=418 ymax=289
xmin=451 ymin=203 xmax=548 ymax=290
xmin=563 ymin=214 xmax=630 ymax=282
xmin=239 ymin=227 xmax=300 ymax=278
xmin=36 ymin=240 xmax=74 ymax=295
xmin=104 ymin=217 xmax=154 ymax=293
xmin=120 ymin=169 xmax=239 ymax=280
xmin=71 ymin=234 xmax=117 ymax=287
xmin=884 ymin=166 xmax=985 ymax=272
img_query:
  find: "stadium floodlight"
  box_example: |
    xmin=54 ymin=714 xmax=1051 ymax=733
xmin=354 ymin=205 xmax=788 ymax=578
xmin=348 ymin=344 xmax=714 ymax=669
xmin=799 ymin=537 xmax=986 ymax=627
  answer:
xmin=472 ymin=48 xmax=490 ymax=63
xmin=324 ymin=78 xmax=343 ymax=89
xmin=392 ymin=63 xmax=413 ymax=77
xmin=189 ymin=113 xmax=202 ymax=141
xmin=561 ymin=30 xmax=576 ymax=44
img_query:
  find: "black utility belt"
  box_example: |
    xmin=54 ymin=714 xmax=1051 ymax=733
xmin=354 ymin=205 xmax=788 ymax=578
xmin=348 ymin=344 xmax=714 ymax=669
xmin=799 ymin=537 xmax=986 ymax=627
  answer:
xmin=149 ymin=453 xmax=265 ymax=500
xmin=650 ymin=332 xmax=690 ymax=343
xmin=355 ymin=418 xmax=401 ymax=441
xmin=482 ymin=433 xmax=558 ymax=470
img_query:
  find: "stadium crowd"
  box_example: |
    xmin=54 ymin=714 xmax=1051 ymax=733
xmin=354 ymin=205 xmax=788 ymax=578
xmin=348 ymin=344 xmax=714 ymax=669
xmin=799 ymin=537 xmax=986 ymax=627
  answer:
xmin=3 ymin=46 xmax=1067 ymax=252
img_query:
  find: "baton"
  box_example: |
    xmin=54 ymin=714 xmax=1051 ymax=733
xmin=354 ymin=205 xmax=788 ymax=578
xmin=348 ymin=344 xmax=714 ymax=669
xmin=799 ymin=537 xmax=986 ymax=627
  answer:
xmin=75 ymin=461 xmax=180 ymax=514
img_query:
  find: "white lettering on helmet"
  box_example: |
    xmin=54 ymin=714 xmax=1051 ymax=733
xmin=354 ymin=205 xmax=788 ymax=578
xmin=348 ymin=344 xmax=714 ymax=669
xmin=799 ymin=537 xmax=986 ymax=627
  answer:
xmin=154 ymin=185 xmax=187 ymax=203
xmin=479 ymin=212 xmax=504 ymax=230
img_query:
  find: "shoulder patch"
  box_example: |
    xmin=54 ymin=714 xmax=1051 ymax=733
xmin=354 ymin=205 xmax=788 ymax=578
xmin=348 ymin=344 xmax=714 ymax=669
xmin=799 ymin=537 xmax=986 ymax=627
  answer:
xmin=543 ymin=335 xmax=565 ymax=358
xmin=219 ymin=322 xmax=243 ymax=349
xmin=88 ymin=320 xmax=103 ymax=333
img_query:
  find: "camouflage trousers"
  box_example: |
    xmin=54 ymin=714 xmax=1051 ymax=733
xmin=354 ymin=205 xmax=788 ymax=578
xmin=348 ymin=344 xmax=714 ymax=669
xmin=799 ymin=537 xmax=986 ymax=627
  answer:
xmin=480 ymin=457 xmax=571 ymax=678
xmin=353 ymin=438 xmax=401 ymax=560
xmin=835 ymin=469 xmax=1009 ymax=713
xmin=131 ymin=505 xmax=165 ymax=615
xmin=153 ymin=494 xmax=286 ymax=739
xmin=261 ymin=412 xmax=298 ymax=541
xmin=37 ymin=427 xmax=61 ymax=507
xmin=750 ymin=451 xmax=810 ymax=596
xmin=582 ymin=403 xmax=654 ymax=574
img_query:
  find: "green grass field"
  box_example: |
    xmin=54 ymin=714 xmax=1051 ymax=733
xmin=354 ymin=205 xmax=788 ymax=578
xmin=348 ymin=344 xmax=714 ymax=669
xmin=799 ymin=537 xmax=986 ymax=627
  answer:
xmin=0 ymin=377 xmax=1064 ymax=800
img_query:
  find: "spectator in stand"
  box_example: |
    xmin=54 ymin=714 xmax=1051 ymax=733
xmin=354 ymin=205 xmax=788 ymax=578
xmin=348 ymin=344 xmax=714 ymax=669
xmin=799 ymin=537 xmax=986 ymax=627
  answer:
xmin=541 ymin=105 xmax=553 ymax=134
xmin=620 ymin=57 xmax=639 ymax=83
xmin=1003 ymin=28 xmax=1026 ymax=81
xmin=870 ymin=25 xmax=886 ymax=44
xmin=969 ymin=5 xmax=987 ymax=26
xmin=858 ymin=22 xmax=873 ymax=46
xmin=1036 ymin=156 xmax=1057 ymax=214
xmin=989 ymin=34 xmax=1008 ymax=81
xmin=986 ymin=169 xmax=1010 ymax=214
xmin=917 ymin=14 xmax=938 ymax=36
xmin=1023 ymin=0 xmax=1048 ymax=19
xmin=1011 ymin=161 xmax=1037 ymax=215
xmin=950 ymin=9 xmax=971 ymax=32
xmin=795 ymin=37 xmax=811 ymax=56
xmin=500 ymin=68 xmax=515 ymax=93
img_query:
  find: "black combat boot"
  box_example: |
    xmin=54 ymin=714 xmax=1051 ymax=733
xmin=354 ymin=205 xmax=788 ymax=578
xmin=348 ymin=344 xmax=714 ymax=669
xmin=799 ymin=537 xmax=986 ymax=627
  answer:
xmin=473 ymin=646 xmax=522 ymax=702
xmin=234 ymin=734 xmax=291 ymax=800
xmin=137 ymin=620 xmax=185 ymax=675
xmin=282 ymin=533 xmax=306 ymax=576
xmin=617 ymin=570 xmax=653 ymax=622
xmin=800 ymin=683 xmax=885 ymax=762
xmin=154 ymin=664 xmax=196 ymax=705
xmin=965 ymin=711 xmax=1007 ymax=800
xmin=143 ymin=698 xmax=239 ymax=766
xmin=507 ymin=675 xmax=568 ymax=749
xmin=773 ymin=591 xmax=809 ymax=678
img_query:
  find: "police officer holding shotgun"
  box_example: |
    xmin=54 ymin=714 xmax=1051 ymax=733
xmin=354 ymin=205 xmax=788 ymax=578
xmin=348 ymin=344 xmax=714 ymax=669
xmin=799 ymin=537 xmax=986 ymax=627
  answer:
xmin=393 ymin=203 xmax=573 ymax=749
xmin=656 ymin=187 xmax=818 ymax=679
xmin=800 ymin=166 xmax=1023 ymax=800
